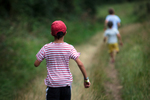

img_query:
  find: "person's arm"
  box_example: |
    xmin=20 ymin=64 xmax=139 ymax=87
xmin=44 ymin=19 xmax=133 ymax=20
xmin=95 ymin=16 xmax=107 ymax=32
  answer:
xmin=34 ymin=59 xmax=41 ymax=67
xmin=118 ymin=22 xmax=121 ymax=28
xmin=117 ymin=33 xmax=123 ymax=46
xmin=103 ymin=37 xmax=107 ymax=43
xmin=75 ymin=58 xmax=90 ymax=88
xmin=104 ymin=20 xmax=108 ymax=30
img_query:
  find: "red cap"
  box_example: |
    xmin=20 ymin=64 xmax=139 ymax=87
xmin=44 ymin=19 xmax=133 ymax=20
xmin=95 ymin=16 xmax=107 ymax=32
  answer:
xmin=51 ymin=20 xmax=67 ymax=36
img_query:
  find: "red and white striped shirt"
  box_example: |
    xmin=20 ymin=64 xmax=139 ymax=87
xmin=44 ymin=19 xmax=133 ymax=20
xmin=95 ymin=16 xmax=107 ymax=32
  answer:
xmin=36 ymin=42 xmax=80 ymax=87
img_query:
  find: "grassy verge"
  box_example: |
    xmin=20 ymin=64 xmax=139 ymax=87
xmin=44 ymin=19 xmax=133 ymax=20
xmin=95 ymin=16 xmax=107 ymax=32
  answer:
xmin=92 ymin=2 xmax=150 ymax=100
xmin=0 ymin=1 xmax=149 ymax=99
xmin=92 ymin=22 xmax=150 ymax=100
xmin=0 ymin=17 xmax=101 ymax=99
xmin=91 ymin=43 xmax=112 ymax=100
xmin=115 ymin=21 xmax=150 ymax=100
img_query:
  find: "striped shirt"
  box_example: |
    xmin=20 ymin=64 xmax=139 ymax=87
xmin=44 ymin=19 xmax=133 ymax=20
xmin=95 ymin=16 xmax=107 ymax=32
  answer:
xmin=36 ymin=42 xmax=80 ymax=87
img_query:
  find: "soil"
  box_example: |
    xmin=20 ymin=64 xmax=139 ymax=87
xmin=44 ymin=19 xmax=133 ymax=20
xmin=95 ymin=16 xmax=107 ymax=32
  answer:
xmin=105 ymin=62 xmax=123 ymax=100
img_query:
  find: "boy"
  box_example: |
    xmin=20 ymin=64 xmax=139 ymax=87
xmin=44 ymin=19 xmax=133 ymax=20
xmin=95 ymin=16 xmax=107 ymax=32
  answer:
xmin=34 ymin=20 xmax=90 ymax=100
xmin=104 ymin=8 xmax=121 ymax=30
xmin=103 ymin=21 xmax=123 ymax=63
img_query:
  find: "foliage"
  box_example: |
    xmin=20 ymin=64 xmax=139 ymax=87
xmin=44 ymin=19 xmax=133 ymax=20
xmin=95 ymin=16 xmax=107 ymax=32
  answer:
xmin=133 ymin=1 xmax=150 ymax=22
xmin=0 ymin=1 xmax=149 ymax=99
xmin=0 ymin=0 xmax=99 ymax=19
xmin=0 ymin=15 xmax=101 ymax=99
xmin=0 ymin=0 xmax=142 ymax=20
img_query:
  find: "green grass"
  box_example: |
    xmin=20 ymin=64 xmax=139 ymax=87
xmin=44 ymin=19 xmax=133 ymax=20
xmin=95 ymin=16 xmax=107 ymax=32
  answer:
xmin=0 ymin=1 xmax=149 ymax=99
xmin=92 ymin=1 xmax=150 ymax=100
xmin=115 ymin=21 xmax=150 ymax=100
xmin=92 ymin=21 xmax=150 ymax=100
xmin=91 ymin=44 xmax=112 ymax=100
xmin=0 ymin=16 xmax=101 ymax=99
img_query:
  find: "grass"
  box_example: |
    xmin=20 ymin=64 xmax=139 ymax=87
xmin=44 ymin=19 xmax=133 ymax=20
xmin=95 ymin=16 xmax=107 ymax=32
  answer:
xmin=0 ymin=1 xmax=149 ymax=99
xmin=91 ymin=43 xmax=112 ymax=100
xmin=115 ymin=21 xmax=150 ymax=100
xmin=92 ymin=1 xmax=150 ymax=100
xmin=92 ymin=22 xmax=150 ymax=100
xmin=0 ymin=16 xmax=101 ymax=99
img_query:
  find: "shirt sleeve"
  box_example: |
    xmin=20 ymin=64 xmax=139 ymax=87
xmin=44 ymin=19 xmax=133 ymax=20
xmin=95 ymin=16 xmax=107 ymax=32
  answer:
xmin=104 ymin=31 xmax=108 ymax=37
xmin=117 ymin=16 xmax=121 ymax=23
xmin=36 ymin=45 xmax=46 ymax=62
xmin=116 ymin=29 xmax=119 ymax=34
xmin=69 ymin=46 xmax=80 ymax=60
xmin=105 ymin=15 xmax=109 ymax=20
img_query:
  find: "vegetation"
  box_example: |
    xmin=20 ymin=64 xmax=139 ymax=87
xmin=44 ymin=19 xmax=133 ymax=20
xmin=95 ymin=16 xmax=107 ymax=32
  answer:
xmin=115 ymin=22 xmax=150 ymax=100
xmin=0 ymin=0 xmax=150 ymax=99
xmin=92 ymin=1 xmax=150 ymax=100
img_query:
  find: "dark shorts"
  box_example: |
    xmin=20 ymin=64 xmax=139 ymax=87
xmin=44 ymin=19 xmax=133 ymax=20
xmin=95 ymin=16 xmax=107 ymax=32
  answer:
xmin=46 ymin=86 xmax=71 ymax=100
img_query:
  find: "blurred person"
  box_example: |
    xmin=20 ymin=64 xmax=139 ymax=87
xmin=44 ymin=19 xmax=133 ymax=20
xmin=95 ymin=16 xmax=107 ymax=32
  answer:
xmin=34 ymin=20 xmax=90 ymax=100
xmin=104 ymin=8 xmax=121 ymax=30
xmin=103 ymin=21 xmax=123 ymax=63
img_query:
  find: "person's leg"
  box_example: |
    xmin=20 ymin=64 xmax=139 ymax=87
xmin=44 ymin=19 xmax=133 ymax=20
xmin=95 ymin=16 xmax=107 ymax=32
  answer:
xmin=114 ymin=43 xmax=119 ymax=54
xmin=108 ymin=44 xmax=115 ymax=63
xmin=46 ymin=87 xmax=60 ymax=100
xmin=60 ymin=86 xmax=71 ymax=100
xmin=110 ymin=52 xmax=115 ymax=63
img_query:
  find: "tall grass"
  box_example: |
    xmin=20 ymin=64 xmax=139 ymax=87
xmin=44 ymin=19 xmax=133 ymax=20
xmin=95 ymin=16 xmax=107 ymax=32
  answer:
xmin=0 ymin=1 xmax=148 ymax=99
xmin=115 ymin=21 xmax=150 ymax=100
xmin=0 ymin=16 xmax=101 ymax=99
xmin=91 ymin=43 xmax=112 ymax=100
xmin=92 ymin=2 xmax=150 ymax=100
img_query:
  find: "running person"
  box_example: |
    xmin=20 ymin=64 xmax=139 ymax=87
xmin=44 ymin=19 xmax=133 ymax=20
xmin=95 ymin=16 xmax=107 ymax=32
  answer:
xmin=34 ymin=20 xmax=90 ymax=100
xmin=103 ymin=21 xmax=123 ymax=63
xmin=104 ymin=8 xmax=121 ymax=30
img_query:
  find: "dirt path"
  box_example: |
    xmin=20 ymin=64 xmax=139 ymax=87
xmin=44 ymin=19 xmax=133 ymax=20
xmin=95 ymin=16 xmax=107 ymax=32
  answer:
xmin=105 ymin=62 xmax=123 ymax=100
xmin=16 ymin=30 xmax=122 ymax=100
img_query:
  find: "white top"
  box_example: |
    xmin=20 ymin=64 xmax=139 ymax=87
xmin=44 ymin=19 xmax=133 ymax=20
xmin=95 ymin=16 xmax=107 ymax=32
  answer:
xmin=106 ymin=15 xmax=121 ymax=30
xmin=104 ymin=28 xmax=119 ymax=43
xmin=36 ymin=42 xmax=80 ymax=87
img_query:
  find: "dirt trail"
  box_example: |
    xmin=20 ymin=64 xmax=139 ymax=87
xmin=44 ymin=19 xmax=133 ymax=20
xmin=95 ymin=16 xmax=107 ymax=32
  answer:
xmin=16 ymin=30 xmax=122 ymax=100
xmin=105 ymin=62 xmax=122 ymax=100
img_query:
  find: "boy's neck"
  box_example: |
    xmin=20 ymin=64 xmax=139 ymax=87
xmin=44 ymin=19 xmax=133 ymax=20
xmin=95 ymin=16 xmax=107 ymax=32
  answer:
xmin=110 ymin=14 xmax=115 ymax=15
xmin=53 ymin=37 xmax=64 ymax=43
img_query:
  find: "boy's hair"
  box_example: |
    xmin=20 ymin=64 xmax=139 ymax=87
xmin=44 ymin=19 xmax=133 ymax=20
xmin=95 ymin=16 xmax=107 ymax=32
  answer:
xmin=51 ymin=20 xmax=67 ymax=37
xmin=107 ymin=21 xmax=113 ymax=28
xmin=108 ymin=8 xmax=114 ymax=14
xmin=55 ymin=32 xmax=64 ymax=39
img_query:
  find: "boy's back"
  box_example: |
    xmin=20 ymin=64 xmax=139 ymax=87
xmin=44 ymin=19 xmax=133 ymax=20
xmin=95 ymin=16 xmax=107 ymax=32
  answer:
xmin=106 ymin=15 xmax=121 ymax=30
xmin=104 ymin=28 xmax=119 ymax=44
xmin=36 ymin=42 xmax=80 ymax=87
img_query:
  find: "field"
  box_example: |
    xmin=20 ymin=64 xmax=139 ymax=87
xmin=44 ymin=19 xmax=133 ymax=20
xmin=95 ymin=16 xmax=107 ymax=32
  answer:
xmin=0 ymin=1 xmax=150 ymax=100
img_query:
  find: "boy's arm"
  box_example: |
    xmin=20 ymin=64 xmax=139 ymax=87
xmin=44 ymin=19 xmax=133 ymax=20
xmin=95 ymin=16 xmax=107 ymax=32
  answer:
xmin=117 ymin=33 xmax=123 ymax=46
xmin=118 ymin=22 xmax=121 ymax=28
xmin=104 ymin=20 xmax=108 ymax=30
xmin=103 ymin=37 xmax=107 ymax=43
xmin=34 ymin=59 xmax=41 ymax=67
xmin=75 ymin=58 xmax=90 ymax=88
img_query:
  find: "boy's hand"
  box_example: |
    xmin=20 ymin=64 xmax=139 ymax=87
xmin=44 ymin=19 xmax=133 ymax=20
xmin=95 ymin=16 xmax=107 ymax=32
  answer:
xmin=119 ymin=42 xmax=123 ymax=46
xmin=103 ymin=37 xmax=107 ymax=43
xmin=104 ymin=28 xmax=106 ymax=31
xmin=84 ymin=79 xmax=90 ymax=88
